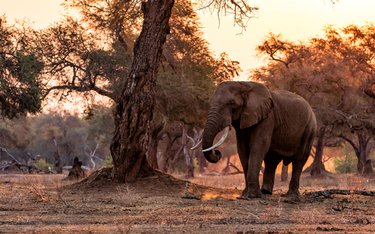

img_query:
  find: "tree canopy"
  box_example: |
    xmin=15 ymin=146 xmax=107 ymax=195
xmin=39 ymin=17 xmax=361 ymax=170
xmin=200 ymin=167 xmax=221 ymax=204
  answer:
xmin=0 ymin=17 xmax=43 ymax=118
xmin=35 ymin=0 xmax=241 ymax=127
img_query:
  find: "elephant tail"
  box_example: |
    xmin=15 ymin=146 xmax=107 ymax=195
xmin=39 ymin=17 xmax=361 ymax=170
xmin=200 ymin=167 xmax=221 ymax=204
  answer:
xmin=300 ymin=120 xmax=317 ymax=162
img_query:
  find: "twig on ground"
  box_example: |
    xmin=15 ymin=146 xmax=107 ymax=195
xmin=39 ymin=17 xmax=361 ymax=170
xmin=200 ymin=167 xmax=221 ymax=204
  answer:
xmin=30 ymin=185 xmax=50 ymax=202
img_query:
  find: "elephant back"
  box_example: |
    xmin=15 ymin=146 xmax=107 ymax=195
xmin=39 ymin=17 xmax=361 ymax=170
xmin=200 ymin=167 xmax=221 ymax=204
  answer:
xmin=270 ymin=90 xmax=315 ymax=130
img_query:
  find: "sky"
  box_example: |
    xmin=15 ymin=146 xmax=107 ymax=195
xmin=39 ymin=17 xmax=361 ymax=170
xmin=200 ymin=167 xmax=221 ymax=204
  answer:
xmin=1 ymin=0 xmax=374 ymax=80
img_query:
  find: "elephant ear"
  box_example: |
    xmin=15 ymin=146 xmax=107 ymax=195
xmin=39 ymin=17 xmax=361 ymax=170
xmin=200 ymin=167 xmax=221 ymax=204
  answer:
xmin=240 ymin=83 xmax=273 ymax=129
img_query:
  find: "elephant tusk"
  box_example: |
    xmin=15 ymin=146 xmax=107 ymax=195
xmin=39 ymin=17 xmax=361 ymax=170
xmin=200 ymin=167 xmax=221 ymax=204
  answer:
xmin=202 ymin=126 xmax=230 ymax=153
xmin=190 ymin=139 xmax=202 ymax=150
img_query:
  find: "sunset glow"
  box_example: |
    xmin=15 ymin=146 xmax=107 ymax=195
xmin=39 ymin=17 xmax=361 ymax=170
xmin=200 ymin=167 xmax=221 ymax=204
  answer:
xmin=1 ymin=0 xmax=374 ymax=79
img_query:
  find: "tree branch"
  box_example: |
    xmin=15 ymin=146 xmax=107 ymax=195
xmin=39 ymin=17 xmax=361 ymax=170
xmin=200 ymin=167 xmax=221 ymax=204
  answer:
xmin=269 ymin=52 xmax=289 ymax=68
xmin=338 ymin=134 xmax=359 ymax=156
xmin=43 ymin=84 xmax=115 ymax=101
xmin=0 ymin=147 xmax=21 ymax=164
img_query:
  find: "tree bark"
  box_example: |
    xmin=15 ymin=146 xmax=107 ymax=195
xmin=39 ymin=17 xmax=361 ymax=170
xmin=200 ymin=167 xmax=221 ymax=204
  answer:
xmin=53 ymin=138 xmax=62 ymax=173
xmin=182 ymin=124 xmax=194 ymax=178
xmin=364 ymin=83 xmax=375 ymax=99
xmin=310 ymin=126 xmax=327 ymax=176
xmin=147 ymin=124 xmax=164 ymax=170
xmin=364 ymin=160 xmax=373 ymax=175
xmin=147 ymin=136 xmax=159 ymax=170
xmin=340 ymin=131 xmax=373 ymax=176
xmin=110 ymin=0 xmax=175 ymax=182
xmin=356 ymin=132 xmax=372 ymax=175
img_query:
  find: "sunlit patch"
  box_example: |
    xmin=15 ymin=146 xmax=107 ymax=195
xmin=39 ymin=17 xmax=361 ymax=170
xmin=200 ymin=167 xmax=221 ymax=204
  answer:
xmin=182 ymin=182 xmax=241 ymax=201
xmin=200 ymin=192 xmax=238 ymax=201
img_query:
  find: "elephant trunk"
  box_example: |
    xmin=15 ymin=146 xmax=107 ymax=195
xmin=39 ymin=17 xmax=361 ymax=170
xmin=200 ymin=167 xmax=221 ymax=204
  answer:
xmin=202 ymin=110 xmax=226 ymax=163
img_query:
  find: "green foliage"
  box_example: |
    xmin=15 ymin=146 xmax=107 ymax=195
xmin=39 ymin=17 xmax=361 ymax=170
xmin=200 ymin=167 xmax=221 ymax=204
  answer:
xmin=45 ymin=0 xmax=241 ymax=128
xmin=0 ymin=17 xmax=43 ymax=118
xmin=0 ymin=117 xmax=31 ymax=150
xmin=85 ymin=106 xmax=113 ymax=159
xmin=103 ymin=156 xmax=113 ymax=167
xmin=153 ymin=0 xmax=241 ymax=127
xmin=34 ymin=159 xmax=54 ymax=171
xmin=334 ymin=146 xmax=357 ymax=174
xmin=370 ymin=151 xmax=375 ymax=161
xmin=334 ymin=154 xmax=357 ymax=173
xmin=156 ymin=67 xmax=215 ymax=126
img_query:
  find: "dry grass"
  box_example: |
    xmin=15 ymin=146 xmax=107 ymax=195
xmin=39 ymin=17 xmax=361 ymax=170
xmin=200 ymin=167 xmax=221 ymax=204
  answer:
xmin=0 ymin=172 xmax=374 ymax=233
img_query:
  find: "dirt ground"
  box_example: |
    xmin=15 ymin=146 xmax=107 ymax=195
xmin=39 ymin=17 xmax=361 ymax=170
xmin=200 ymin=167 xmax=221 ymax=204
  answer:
xmin=0 ymin=170 xmax=374 ymax=233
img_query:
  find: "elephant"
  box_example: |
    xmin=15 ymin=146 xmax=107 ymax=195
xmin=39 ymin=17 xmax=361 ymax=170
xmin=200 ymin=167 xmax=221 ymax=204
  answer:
xmin=197 ymin=81 xmax=317 ymax=198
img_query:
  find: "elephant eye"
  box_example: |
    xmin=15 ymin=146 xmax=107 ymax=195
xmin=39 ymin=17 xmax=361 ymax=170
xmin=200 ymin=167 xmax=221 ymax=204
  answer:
xmin=229 ymin=100 xmax=237 ymax=107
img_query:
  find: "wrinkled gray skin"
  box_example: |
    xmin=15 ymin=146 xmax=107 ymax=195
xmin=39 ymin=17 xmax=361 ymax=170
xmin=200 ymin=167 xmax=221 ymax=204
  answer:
xmin=202 ymin=81 xmax=317 ymax=198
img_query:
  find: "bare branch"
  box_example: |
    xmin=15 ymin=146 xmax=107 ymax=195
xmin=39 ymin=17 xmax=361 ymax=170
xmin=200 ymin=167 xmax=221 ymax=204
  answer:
xmin=198 ymin=0 xmax=258 ymax=29
xmin=0 ymin=147 xmax=22 ymax=164
xmin=43 ymin=84 xmax=115 ymax=100
xmin=338 ymin=134 xmax=359 ymax=156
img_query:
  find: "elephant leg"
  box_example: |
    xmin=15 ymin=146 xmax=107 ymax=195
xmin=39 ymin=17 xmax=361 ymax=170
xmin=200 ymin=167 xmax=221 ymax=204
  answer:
xmin=287 ymin=129 xmax=314 ymax=197
xmin=242 ymin=119 xmax=273 ymax=199
xmin=236 ymin=130 xmax=250 ymax=196
xmin=286 ymin=161 xmax=304 ymax=197
xmin=261 ymin=153 xmax=282 ymax=195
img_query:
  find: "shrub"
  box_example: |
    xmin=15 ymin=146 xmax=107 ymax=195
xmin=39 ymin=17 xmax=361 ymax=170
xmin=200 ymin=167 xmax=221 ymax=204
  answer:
xmin=103 ymin=156 xmax=113 ymax=167
xmin=34 ymin=159 xmax=54 ymax=171
xmin=334 ymin=153 xmax=357 ymax=173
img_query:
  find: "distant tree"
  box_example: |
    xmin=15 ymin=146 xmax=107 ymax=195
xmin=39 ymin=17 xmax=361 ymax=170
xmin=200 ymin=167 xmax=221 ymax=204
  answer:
xmin=84 ymin=106 xmax=114 ymax=168
xmin=253 ymin=24 xmax=375 ymax=176
xmin=26 ymin=112 xmax=111 ymax=169
xmin=0 ymin=17 xmax=43 ymax=118
xmin=0 ymin=109 xmax=114 ymax=171
xmin=28 ymin=114 xmax=84 ymax=169
xmin=0 ymin=116 xmax=31 ymax=163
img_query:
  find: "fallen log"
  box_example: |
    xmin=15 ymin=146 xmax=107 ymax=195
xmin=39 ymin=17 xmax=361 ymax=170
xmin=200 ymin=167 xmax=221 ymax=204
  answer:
xmin=0 ymin=160 xmax=48 ymax=173
xmin=305 ymin=189 xmax=375 ymax=198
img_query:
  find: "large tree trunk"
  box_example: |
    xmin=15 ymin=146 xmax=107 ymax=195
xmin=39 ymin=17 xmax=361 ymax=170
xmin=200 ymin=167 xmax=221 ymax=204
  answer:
xmin=364 ymin=82 xmax=375 ymax=99
xmin=110 ymin=0 xmax=175 ymax=182
xmin=310 ymin=126 xmax=327 ymax=176
xmin=147 ymin=123 xmax=164 ymax=170
xmin=364 ymin=160 xmax=373 ymax=175
xmin=356 ymin=132 xmax=373 ymax=175
xmin=147 ymin=135 xmax=159 ymax=170
xmin=52 ymin=138 xmax=62 ymax=173
xmin=339 ymin=131 xmax=373 ymax=176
